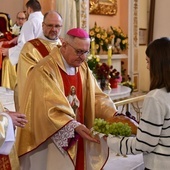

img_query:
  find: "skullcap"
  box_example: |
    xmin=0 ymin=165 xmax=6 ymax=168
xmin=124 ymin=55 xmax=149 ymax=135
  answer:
xmin=67 ymin=28 xmax=89 ymax=38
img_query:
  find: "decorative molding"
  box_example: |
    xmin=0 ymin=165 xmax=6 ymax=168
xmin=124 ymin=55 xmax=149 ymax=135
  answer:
xmin=77 ymin=0 xmax=89 ymax=32
xmin=128 ymin=0 xmax=139 ymax=91
xmin=133 ymin=0 xmax=138 ymax=48
xmin=89 ymin=0 xmax=117 ymax=16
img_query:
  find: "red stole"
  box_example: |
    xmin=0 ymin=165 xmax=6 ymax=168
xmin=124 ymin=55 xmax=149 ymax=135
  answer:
xmin=59 ymin=68 xmax=84 ymax=169
xmin=0 ymin=155 xmax=12 ymax=170
xmin=29 ymin=38 xmax=49 ymax=58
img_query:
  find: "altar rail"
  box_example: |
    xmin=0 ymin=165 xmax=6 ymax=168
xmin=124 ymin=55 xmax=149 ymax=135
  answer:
xmin=114 ymin=92 xmax=147 ymax=121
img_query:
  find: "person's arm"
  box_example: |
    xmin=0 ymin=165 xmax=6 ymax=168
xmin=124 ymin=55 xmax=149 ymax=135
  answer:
xmin=8 ymin=21 xmax=36 ymax=65
xmin=52 ymin=120 xmax=99 ymax=154
xmin=0 ymin=37 xmax=18 ymax=57
xmin=0 ymin=111 xmax=27 ymax=155
xmin=7 ymin=36 xmax=18 ymax=45
xmin=7 ymin=111 xmax=28 ymax=128
xmin=0 ymin=112 xmax=14 ymax=154
xmin=106 ymin=95 xmax=164 ymax=155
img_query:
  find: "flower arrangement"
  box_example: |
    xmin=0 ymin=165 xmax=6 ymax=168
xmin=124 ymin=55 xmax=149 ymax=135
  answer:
xmin=87 ymin=54 xmax=100 ymax=73
xmin=109 ymin=26 xmax=128 ymax=53
xmin=93 ymin=62 xmax=122 ymax=89
xmin=121 ymin=75 xmax=135 ymax=93
xmin=87 ymin=57 xmax=134 ymax=91
xmin=0 ymin=25 xmax=20 ymax=41
xmin=89 ymin=22 xmax=109 ymax=54
xmin=95 ymin=63 xmax=110 ymax=80
xmin=11 ymin=25 xmax=21 ymax=36
xmin=109 ymin=66 xmax=120 ymax=80
xmin=94 ymin=62 xmax=121 ymax=81
xmin=89 ymin=22 xmax=128 ymax=54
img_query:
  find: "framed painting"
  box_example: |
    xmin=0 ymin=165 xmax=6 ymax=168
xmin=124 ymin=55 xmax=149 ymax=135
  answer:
xmin=139 ymin=28 xmax=147 ymax=45
xmin=89 ymin=0 xmax=117 ymax=16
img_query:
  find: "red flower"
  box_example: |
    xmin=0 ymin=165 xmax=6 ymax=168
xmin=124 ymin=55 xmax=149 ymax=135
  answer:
xmin=95 ymin=62 xmax=120 ymax=80
xmin=95 ymin=63 xmax=110 ymax=79
xmin=110 ymin=68 xmax=120 ymax=79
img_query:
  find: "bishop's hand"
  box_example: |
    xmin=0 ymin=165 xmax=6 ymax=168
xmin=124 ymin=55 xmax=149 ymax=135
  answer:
xmin=75 ymin=124 xmax=100 ymax=144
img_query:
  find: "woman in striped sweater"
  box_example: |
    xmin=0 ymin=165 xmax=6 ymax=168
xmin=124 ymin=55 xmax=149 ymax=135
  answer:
xmin=105 ymin=37 xmax=170 ymax=170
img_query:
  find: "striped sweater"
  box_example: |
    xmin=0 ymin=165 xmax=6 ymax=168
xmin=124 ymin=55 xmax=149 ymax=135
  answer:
xmin=107 ymin=88 xmax=170 ymax=170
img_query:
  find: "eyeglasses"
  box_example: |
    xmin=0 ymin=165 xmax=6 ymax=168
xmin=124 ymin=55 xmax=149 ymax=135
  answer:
xmin=67 ymin=42 xmax=89 ymax=57
xmin=17 ymin=17 xmax=26 ymax=20
xmin=43 ymin=22 xmax=62 ymax=29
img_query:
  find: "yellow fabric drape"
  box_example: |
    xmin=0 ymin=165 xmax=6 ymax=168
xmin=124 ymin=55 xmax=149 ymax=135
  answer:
xmin=1 ymin=56 xmax=17 ymax=90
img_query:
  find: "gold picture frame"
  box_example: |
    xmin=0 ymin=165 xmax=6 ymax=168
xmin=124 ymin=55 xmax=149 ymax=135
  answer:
xmin=89 ymin=0 xmax=117 ymax=16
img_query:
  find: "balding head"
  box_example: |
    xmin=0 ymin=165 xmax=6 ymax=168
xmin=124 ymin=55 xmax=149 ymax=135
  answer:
xmin=43 ymin=11 xmax=62 ymax=22
xmin=42 ymin=11 xmax=63 ymax=40
xmin=16 ymin=11 xmax=27 ymax=26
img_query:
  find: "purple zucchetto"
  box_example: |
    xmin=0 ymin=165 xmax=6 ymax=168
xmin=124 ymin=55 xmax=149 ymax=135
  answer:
xmin=67 ymin=28 xmax=89 ymax=38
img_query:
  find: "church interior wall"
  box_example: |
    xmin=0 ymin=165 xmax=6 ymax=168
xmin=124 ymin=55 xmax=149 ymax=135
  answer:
xmin=0 ymin=0 xmax=151 ymax=92
xmin=138 ymin=0 xmax=149 ymax=92
xmin=0 ymin=0 xmax=24 ymax=24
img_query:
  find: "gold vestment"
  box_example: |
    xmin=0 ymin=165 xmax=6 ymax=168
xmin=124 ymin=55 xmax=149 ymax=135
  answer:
xmin=17 ymin=38 xmax=61 ymax=109
xmin=1 ymin=56 xmax=17 ymax=90
xmin=16 ymin=47 xmax=117 ymax=169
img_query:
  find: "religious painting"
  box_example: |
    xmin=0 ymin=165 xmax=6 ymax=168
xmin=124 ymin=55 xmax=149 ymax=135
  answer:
xmin=89 ymin=0 xmax=117 ymax=16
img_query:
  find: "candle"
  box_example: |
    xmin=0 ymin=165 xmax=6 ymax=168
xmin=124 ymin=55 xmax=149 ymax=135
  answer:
xmin=91 ymin=37 xmax=95 ymax=55
xmin=111 ymin=37 xmax=115 ymax=46
xmin=107 ymin=45 xmax=112 ymax=66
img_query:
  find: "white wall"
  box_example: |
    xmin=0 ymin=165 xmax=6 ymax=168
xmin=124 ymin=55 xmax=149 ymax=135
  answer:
xmin=153 ymin=0 xmax=170 ymax=39
xmin=138 ymin=0 xmax=150 ymax=92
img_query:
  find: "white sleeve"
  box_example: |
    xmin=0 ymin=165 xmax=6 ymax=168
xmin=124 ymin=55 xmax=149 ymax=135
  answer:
xmin=8 ymin=21 xmax=36 ymax=65
xmin=0 ymin=112 xmax=15 ymax=155
xmin=8 ymin=44 xmax=23 ymax=65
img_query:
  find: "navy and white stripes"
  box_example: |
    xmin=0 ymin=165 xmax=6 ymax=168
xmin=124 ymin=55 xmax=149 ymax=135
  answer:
xmin=107 ymin=88 xmax=170 ymax=169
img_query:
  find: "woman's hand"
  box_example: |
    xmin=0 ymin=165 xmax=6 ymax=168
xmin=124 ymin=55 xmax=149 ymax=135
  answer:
xmin=75 ymin=124 xmax=100 ymax=144
xmin=7 ymin=111 xmax=28 ymax=128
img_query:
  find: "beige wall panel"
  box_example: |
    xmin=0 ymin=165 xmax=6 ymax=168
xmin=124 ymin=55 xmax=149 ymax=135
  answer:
xmin=0 ymin=0 xmax=24 ymax=24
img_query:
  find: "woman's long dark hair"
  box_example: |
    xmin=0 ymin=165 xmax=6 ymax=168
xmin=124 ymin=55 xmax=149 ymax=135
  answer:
xmin=145 ymin=37 xmax=170 ymax=92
